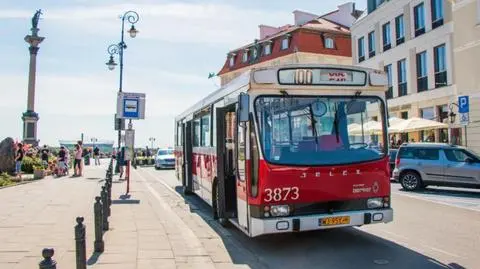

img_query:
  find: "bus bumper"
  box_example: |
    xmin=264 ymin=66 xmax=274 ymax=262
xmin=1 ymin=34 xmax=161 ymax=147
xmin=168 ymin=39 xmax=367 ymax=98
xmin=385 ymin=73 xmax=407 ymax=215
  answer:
xmin=249 ymin=209 xmax=393 ymax=237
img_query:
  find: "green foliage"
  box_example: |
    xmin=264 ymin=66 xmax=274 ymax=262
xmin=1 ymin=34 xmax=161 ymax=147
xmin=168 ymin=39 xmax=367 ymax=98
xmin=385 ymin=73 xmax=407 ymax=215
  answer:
xmin=21 ymin=156 xmax=42 ymax=174
xmin=0 ymin=172 xmax=13 ymax=187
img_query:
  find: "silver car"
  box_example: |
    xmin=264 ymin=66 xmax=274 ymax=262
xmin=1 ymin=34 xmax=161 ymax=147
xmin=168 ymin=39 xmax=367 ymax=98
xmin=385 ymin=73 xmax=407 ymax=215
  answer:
xmin=392 ymin=143 xmax=480 ymax=191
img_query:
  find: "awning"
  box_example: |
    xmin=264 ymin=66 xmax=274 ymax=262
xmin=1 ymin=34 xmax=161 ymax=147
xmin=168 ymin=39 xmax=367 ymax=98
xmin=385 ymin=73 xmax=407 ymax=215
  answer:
xmin=388 ymin=117 xmax=448 ymax=133
xmin=349 ymin=120 xmax=382 ymax=135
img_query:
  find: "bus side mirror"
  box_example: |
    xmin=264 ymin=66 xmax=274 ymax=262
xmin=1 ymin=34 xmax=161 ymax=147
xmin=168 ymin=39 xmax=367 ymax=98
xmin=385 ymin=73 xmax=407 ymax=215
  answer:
xmin=238 ymin=93 xmax=250 ymax=123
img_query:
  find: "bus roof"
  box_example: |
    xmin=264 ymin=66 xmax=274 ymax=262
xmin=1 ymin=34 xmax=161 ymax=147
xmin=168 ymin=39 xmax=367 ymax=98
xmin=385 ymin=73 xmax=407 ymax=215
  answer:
xmin=175 ymin=64 xmax=387 ymax=122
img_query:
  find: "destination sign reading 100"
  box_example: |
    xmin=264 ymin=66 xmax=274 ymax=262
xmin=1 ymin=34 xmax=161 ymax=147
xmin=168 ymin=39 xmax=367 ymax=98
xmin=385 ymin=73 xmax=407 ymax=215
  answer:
xmin=278 ymin=68 xmax=367 ymax=86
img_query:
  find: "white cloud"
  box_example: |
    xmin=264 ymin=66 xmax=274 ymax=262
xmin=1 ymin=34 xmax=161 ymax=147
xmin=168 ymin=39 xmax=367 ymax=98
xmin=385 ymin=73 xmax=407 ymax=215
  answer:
xmin=0 ymin=3 xmax=291 ymax=46
xmin=0 ymin=1 xmax=292 ymax=147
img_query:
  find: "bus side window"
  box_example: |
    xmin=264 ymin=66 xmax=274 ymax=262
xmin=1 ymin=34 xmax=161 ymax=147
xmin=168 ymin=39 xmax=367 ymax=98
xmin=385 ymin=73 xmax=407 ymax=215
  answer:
xmin=237 ymin=120 xmax=246 ymax=181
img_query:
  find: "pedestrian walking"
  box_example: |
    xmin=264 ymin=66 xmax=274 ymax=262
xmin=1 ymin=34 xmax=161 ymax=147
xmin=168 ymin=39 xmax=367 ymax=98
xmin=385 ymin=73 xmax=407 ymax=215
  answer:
xmin=93 ymin=146 xmax=100 ymax=166
xmin=41 ymin=145 xmax=49 ymax=169
xmin=74 ymin=143 xmax=83 ymax=177
xmin=15 ymin=143 xmax=24 ymax=180
xmin=117 ymin=147 xmax=125 ymax=180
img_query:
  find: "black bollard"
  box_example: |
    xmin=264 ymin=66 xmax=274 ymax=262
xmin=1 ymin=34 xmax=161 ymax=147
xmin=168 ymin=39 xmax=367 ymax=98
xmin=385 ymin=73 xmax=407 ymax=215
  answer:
xmin=74 ymin=217 xmax=87 ymax=269
xmin=94 ymin=196 xmax=104 ymax=252
xmin=101 ymin=186 xmax=109 ymax=231
xmin=38 ymin=248 xmax=56 ymax=269
xmin=104 ymin=181 xmax=111 ymax=217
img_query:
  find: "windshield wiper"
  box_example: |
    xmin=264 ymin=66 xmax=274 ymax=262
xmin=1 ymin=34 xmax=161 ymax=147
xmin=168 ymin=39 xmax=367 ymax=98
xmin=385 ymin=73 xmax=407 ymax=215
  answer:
xmin=308 ymin=105 xmax=319 ymax=145
xmin=333 ymin=105 xmax=340 ymax=143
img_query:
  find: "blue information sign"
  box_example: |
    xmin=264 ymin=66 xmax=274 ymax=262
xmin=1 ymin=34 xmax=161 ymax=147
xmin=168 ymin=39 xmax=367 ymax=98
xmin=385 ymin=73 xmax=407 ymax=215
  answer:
xmin=123 ymin=98 xmax=139 ymax=118
xmin=458 ymin=96 xmax=469 ymax=113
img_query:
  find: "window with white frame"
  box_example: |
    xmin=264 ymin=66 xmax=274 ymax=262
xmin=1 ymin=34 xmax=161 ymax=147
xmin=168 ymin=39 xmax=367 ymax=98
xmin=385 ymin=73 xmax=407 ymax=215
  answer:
xmin=358 ymin=36 xmax=365 ymax=62
xmin=242 ymin=50 xmax=248 ymax=63
xmin=324 ymin=37 xmax=334 ymax=49
xmin=264 ymin=43 xmax=272 ymax=55
xmin=281 ymin=37 xmax=289 ymax=50
xmin=229 ymin=54 xmax=235 ymax=67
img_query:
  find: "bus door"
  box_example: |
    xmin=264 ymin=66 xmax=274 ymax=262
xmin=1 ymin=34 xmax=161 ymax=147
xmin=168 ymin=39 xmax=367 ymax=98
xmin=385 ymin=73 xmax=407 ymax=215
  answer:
xmin=235 ymin=109 xmax=249 ymax=230
xmin=182 ymin=121 xmax=194 ymax=194
xmin=216 ymin=106 xmax=244 ymax=225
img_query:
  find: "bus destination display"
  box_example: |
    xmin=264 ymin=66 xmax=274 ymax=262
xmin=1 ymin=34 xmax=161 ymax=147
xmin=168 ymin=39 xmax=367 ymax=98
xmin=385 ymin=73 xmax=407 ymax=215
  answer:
xmin=278 ymin=68 xmax=367 ymax=86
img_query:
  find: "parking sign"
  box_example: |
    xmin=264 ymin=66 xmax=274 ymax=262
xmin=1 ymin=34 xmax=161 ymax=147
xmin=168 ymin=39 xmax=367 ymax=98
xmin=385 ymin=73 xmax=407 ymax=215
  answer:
xmin=458 ymin=96 xmax=469 ymax=113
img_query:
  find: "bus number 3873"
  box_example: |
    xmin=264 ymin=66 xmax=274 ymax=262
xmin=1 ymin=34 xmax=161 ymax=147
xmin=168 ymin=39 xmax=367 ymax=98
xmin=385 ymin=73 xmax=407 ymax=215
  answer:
xmin=264 ymin=187 xmax=300 ymax=202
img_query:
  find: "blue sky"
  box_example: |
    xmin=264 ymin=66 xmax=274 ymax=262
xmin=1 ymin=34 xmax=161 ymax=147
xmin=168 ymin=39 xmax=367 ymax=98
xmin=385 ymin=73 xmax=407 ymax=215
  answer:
xmin=0 ymin=0 xmax=365 ymax=149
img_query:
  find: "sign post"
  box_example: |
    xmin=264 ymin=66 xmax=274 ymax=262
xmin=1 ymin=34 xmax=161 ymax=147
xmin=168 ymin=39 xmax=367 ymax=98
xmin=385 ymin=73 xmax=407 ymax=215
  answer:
xmin=116 ymin=92 xmax=146 ymax=193
xmin=458 ymin=96 xmax=469 ymax=146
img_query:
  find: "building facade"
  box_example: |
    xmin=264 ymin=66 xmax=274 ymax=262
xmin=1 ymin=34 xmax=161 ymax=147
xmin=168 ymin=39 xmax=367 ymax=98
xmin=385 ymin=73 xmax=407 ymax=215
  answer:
xmin=352 ymin=0 xmax=463 ymax=144
xmin=217 ymin=3 xmax=363 ymax=86
xmin=453 ymin=0 xmax=480 ymax=151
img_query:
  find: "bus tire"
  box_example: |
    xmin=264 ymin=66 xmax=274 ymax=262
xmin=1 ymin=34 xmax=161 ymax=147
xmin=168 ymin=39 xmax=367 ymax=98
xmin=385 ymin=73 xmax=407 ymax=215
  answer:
xmin=213 ymin=181 xmax=229 ymax=227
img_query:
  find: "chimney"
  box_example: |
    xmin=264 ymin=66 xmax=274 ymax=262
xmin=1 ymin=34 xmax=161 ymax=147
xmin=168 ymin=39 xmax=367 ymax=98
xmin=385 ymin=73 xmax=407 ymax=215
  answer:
xmin=293 ymin=10 xmax=319 ymax=26
xmin=259 ymin=25 xmax=280 ymax=39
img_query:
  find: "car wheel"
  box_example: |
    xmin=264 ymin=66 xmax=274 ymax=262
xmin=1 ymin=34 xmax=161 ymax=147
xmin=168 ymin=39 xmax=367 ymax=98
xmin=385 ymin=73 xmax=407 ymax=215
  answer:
xmin=400 ymin=171 xmax=423 ymax=191
xmin=155 ymin=166 xmax=159 ymax=170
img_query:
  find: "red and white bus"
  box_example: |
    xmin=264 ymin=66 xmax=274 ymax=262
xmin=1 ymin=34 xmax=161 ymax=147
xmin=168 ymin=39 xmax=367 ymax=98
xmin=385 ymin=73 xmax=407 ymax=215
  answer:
xmin=174 ymin=64 xmax=393 ymax=237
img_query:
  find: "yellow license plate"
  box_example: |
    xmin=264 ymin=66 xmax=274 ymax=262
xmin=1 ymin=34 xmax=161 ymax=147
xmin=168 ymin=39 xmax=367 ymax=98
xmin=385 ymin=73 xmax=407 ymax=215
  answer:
xmin=319 ymin=216 xmax=350 ymax=226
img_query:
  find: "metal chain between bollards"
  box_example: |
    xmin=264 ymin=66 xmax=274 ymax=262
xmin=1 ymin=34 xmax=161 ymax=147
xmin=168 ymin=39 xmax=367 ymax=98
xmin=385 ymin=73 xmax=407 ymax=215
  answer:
xmin=74 ymin=217 xmax=87 ymax=269
xmin=94 ymin=196 xmax=104 ymax=253
xmin=101 ymin=186 xmax=109 ymax=231
xmin=38 ymin=248 xmax=56 ymax=269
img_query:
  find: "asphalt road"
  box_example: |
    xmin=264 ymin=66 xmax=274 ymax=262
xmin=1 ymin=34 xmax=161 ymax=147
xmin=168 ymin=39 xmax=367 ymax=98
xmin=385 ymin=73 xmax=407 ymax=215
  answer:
xmin=136 ymin=167 xmax=480 ymax=269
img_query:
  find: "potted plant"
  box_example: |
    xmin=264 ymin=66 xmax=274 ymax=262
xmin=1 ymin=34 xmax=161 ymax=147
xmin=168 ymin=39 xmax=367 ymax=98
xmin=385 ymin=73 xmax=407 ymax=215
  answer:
xmin=33 ymin=165 xmax=45 ymax=179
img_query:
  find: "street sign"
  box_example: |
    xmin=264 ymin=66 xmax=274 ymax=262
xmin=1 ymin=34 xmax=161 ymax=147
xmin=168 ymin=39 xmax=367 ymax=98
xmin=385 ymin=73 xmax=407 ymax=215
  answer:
xmin=124 ymin=129 xmax=135 ymax=161
xmin=117 ymin=92 xmax=146 ymax=120
xmin=458 ymin=96 xmax=469 ymax=113
xmin=460 ymin=112 xmax=469 ymax=126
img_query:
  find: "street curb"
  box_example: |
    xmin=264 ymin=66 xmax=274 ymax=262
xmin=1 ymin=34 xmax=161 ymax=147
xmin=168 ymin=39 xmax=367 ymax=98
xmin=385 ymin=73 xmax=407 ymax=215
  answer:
xmin=0 ymin=179 xmax=38 ymax=190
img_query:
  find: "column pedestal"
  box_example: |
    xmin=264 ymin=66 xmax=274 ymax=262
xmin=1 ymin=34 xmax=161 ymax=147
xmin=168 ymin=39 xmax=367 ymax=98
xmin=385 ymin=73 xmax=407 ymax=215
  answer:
xmin=22 ymin=111 xmax=39 ymax=147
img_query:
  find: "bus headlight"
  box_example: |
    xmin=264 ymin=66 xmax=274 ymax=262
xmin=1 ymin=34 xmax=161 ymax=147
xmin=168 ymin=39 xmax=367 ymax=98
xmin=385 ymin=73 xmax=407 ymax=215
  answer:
xmin=270 ymin=205 xmax=290 ymax=217
xmin=367 ymin=198 xmax=383 ymax=209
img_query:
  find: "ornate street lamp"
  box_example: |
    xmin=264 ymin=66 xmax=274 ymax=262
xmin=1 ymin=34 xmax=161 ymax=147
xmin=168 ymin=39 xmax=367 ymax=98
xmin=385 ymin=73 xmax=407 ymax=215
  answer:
xmin=149 ymin=137 xmax=156 ymax=149
xmin=105 ymin=11 xmax=140 ymax=151
xmin=449 ymin=103 xmax=459 ymax=124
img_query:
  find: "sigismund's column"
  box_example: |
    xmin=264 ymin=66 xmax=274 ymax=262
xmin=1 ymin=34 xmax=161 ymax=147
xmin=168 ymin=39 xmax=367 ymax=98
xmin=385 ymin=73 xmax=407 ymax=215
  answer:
xmin=22 ymin=9 xmax=44 ymax=147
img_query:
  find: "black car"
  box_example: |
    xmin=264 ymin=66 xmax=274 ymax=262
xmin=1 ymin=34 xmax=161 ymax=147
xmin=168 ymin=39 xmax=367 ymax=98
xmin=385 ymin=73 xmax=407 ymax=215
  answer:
xmin=388 ymin=149 xmax=398 ymax=179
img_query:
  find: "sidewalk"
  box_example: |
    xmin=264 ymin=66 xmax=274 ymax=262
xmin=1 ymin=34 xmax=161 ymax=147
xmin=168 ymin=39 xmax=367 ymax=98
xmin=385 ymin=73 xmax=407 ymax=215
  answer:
xmin=0 ymin=161 xmax=250 ymax=269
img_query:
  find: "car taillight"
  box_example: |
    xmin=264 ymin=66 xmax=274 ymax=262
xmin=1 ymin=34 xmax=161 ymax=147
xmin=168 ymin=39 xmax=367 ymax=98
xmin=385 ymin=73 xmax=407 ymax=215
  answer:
xmin=395 ymin=158 xmax=400 ymax=167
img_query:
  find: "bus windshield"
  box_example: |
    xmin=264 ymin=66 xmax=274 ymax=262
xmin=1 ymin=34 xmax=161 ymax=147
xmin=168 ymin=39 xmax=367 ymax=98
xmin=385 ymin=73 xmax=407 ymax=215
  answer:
xmin=254 ymin=95 xmax=386 ymax=166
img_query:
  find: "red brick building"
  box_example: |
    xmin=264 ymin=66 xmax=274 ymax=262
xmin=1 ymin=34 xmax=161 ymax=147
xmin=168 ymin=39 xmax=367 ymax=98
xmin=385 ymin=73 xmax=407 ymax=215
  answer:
xmin=218 ymin=2 xmax=363 ymax=86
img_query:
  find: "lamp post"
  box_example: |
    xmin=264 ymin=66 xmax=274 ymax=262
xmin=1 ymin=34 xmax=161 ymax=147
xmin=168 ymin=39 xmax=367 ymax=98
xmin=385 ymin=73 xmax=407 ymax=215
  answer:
xmin=105 ymin=10 xmax=140 ymax=150
xmin=149 ymin=137 xmax=156 ymax=150
xmin=91 ymin=137 xmax=98 ymax=149
xmin=448 ymin=102 xmax=468 ymax=147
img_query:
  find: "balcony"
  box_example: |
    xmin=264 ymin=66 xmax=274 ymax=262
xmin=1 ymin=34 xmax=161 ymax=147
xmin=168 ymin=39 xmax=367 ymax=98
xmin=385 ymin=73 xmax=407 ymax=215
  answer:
xmin=398 ymin=82 xmax=407 ymax=97
xmin=386 ymin=86 xmax=393 ymax=99
xmin=432 ymin=18 xmax=444 ymax=30
xmin=417 ymin=76 xmax=428 ymax=92
xmin=396 ymin=37 xmax=405 ymax=46
xmin=369 ymin=50 xmax=375 ymax=58
xmin=415 ymin=27 xmax=425 ymax=37
xmin=383 ymin=43 xmax=391 ymax=52
xmin=435 ymin=71 xmax=447 ymax=88
xmin=358 ymin=55 xmax=365 ymax=63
